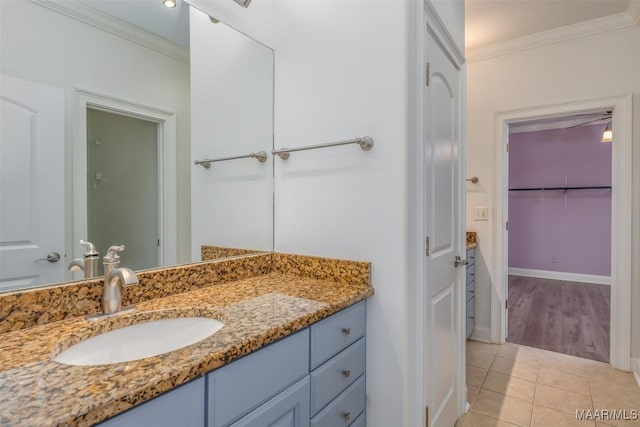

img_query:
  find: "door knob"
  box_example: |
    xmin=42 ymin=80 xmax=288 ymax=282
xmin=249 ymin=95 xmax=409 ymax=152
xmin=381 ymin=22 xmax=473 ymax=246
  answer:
xmin=454 ymin=256 xmax=468 ymax=268
xmin=34 ymin=252 xmax=61 ymax=263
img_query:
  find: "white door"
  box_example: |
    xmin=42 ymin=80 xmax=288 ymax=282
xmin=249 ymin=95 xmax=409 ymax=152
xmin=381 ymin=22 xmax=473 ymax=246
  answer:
xmin=0 ymin=75 xmax=65 ymax=290
xmin=424 ymin=27 xmax=463 ymax=427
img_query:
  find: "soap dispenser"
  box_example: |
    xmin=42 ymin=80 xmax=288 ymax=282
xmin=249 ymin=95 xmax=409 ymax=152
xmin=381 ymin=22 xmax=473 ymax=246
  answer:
xmin=68 ymin=240 xmax=100 ymax=278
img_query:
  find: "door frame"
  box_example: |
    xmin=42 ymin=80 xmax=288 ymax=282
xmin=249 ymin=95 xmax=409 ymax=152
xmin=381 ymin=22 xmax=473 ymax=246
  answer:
xmin=492 ymin=95 xmax=633 ymax=370
xmin=407 ymin=1 xmax=467 ymax=425
xmin=73 ymin=88 xmax=177 ymax=270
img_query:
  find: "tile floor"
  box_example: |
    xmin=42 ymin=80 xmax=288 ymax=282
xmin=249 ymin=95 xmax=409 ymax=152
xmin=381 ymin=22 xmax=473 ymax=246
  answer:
xmin=458 ymin=340 xmax=640 ymax=427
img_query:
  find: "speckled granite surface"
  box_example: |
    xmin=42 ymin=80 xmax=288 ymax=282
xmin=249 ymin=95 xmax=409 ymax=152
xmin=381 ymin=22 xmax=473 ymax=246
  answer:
xmin=201 ymin=245 xmax=265 ymax=261
xmin=0 ymin=253 xmax=373 ymax=426
xmin=466 ymin=231 xmax=478 ymax=249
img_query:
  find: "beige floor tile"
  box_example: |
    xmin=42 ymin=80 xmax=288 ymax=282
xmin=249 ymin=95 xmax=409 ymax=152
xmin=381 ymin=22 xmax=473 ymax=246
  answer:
xmin=534 ymin=383 xmax=593 ymax=415
xmin=468 ymin=351 xmax=496 ymax=370
xmin=531 ymin=405 xmax=595 ymax=427
xmin=468 ymin=340 xmax=501 ymax=356
xmin=539 ymin=357 xmax=590 ymax=377
xmin=468 ymin=384 xmax=480 ymax=405
xmin=497 ymin=343 xmax=541 ymax=364
xmin=590 ymin=396 xmax=640 ymax=427
xmin=490 ymin=356 xmax=539 ymax=382
xmin=537 ymin=366 xmax=590 ymax=395
xmin=590 ymin=375 xmax=640 ymax=408
xmin=473 ymin=388 xmax=533 ymax=427
xmin=464 ymin=410 xmax=520 ymax=427
xmin=483 ymin=371 xmax=536 ymax=402
xmin=468 ymin=365 xmax=489 ymax=386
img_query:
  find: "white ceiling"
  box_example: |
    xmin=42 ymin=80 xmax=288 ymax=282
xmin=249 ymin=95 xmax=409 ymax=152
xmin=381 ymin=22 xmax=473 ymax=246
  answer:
xmin=465 ymin=0 xmax=631 ymax=52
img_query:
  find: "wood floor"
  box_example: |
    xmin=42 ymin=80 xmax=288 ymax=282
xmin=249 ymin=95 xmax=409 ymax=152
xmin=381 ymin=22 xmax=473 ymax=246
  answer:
xmin=507 ymin=275 xmax=610 ymax=363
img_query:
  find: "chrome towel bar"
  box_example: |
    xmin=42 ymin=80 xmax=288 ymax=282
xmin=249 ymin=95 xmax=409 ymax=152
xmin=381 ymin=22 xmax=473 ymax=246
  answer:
xmin=194 ymin=151 xmax=268 ymax=169
xmin=272 ymin=136 xmax=374 ymax=160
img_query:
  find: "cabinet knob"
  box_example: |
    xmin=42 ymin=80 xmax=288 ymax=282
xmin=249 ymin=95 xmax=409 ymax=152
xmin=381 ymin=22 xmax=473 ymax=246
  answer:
xmin=341 ymin=327 xmax=351 ymax=336
xmin=341 ymin=369 xmax=351 ymax=378
xmin=341 ymin=412 xmax=351 ymax=422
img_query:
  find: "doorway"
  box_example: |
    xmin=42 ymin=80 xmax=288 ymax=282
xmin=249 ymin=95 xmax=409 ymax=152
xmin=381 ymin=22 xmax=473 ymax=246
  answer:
xmin=505 ymin=112 xmax=612 ymax=363
xmin=493 ymin=95 xmax=632 ymax=371
xmin=73 ymin=89 xmax=178 ymax=278
xmin=86 ymin=109 xmax=159 ymax=271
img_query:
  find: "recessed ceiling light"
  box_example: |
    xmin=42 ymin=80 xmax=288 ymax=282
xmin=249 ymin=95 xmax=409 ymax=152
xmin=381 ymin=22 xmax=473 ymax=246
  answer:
xmin=163 ymin=0 xmax=177 ymax=8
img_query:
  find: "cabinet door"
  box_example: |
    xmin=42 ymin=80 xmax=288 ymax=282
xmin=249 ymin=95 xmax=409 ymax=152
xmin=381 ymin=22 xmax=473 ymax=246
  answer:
xmin=229 ymin=377 xmax=310 ymax=427
xmin=98 ymin=377 xmax=205 ymax=427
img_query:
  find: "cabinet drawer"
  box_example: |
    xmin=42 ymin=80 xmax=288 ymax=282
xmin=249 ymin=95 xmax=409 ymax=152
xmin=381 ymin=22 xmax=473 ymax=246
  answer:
xmin=466 ymin=263 xmax=475 ymax=284
xmin=229 ymin=376 xmax=310 ymax=427
xmin=310 ymin=301 xmax=365 ymax=370
xmin=466 ymin=299 xmax=475 ymax=339
xmin=466 ymin=248 xmax=475 ymax=267
xmin=208 ymin=329 xmax=309 ymax=427
xmin=310 ymin=338 xmax=365 ymax=416
xmin=350 ymin=412 xmax=365 ymax=427
xmin=466 ymin=282 xmax=474 ymax=303
xmin=99 ymin=377 xmax=205 ymax=427
xmin=311 ymin=375 xmax=365 ymax=427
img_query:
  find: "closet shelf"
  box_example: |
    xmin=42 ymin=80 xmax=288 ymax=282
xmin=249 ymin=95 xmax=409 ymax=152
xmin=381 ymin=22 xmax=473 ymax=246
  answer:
xmin=508 ymin=186 xmax=611 ymax=192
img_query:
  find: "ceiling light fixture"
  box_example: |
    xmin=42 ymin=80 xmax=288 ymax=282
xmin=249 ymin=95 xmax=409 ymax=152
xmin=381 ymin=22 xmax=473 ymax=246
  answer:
xmin=601 ymin=122 xmax=613 ymax=143
xmin=163 ymin=0 xmax=177 ymax=8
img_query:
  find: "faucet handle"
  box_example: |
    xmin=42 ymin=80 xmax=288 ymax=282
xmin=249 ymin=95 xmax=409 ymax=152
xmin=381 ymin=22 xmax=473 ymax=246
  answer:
xmin=104 ymin=245 xmax=126 ymax=263
xmin=79 ymin=240 xmax=99 ymax=256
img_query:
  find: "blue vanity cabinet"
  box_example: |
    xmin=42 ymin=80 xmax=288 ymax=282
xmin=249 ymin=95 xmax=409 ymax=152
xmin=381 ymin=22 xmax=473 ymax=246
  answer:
xmin=98 ymin=301 xmax=367 ymax=427
xmin=207 ymin=329 xmax=309 ymax=427
xmin=466 ymin=247 xmax=476 ymax=339
xmin=309 ymin=300 xmax=366 ymax=426
xmin=98 ymin=376 xmax=205 ymax=427
xmin=228 ymin=377 xmax=310 ymax=427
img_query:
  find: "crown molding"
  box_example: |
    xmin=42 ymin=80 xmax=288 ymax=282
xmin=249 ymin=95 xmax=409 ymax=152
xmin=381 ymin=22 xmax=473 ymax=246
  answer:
xmin=29 ymin=0 xmax=189 ymax=63
xmin=467 ymin=11 xmax=638 ymax=63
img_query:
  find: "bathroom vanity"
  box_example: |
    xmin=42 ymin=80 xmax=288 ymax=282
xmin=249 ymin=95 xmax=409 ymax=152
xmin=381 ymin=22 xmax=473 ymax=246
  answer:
xmin=101 ymin=301 xmax=366 ymax=427
xmin=0 ymin=253 xmax=373 ymax=426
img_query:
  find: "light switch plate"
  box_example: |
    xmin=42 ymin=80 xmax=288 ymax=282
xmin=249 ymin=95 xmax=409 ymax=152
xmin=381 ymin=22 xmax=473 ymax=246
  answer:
xmin=473 ymin=207 xmax=489 ymax=221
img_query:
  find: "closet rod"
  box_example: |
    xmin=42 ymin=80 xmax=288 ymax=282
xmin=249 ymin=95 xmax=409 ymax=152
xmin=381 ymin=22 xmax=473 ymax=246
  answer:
xmin=508 ymin=186 xmax=611 ymax=191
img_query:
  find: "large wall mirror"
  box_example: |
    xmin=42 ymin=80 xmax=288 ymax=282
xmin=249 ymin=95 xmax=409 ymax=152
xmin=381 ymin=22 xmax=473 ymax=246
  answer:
xmin=0 ymin=0 xmax=274 ymax=292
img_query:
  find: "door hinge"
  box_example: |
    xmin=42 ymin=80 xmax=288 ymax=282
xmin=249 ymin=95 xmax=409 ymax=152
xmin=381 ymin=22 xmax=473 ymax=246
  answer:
xmin=506 ymin=142 xmax=509 ymax=152
xmin=506 ymin=221 xmax=509 ymax=230
xmin=506 ymin=299 xmax=509 ymax=310
xmin=157 ymin=239 xmax=160 ymax=247
xmin=426 ymin=236 xmax=430 ymax=256
xmin=426 ymin=62 xmax=431 ymax=86
xmin=425 ymin=405 xmax=429 ymax=427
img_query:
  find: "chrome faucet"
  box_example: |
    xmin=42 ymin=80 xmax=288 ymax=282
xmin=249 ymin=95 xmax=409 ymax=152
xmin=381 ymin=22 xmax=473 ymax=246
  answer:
xmin=68 ymin=240 xmax=100 ymax=278
xmin=87 ymin=245 xmax=138 ymax=320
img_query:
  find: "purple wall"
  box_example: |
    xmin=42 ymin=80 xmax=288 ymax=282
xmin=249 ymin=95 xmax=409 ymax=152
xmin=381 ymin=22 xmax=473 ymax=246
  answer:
xmin=508 ymin=124 xmax=612 ymax=276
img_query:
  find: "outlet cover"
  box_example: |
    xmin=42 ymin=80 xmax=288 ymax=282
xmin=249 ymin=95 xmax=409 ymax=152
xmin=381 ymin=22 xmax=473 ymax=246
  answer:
xmin=474 ymin=207 xmax=489 ymax=221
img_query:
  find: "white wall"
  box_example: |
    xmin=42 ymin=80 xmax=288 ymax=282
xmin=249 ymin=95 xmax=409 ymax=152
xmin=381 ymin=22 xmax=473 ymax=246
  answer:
xmin=466 ymin=25 xmax=640 ymax=356
xmin=272 ymin=1 xmax=411 ymax=426
xmin=190 ymin=7 xmax=274 ymax=257
xmin=0 ymin=0 xmax=191 ymax=266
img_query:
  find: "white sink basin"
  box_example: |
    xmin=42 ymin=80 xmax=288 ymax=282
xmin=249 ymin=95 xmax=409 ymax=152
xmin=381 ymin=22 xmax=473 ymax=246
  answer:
xmin=54 ymin=317 xmax=224 ymax=366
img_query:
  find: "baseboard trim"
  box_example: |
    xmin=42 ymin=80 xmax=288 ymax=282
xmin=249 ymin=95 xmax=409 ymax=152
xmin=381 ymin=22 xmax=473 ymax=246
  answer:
xmin=508 ymin=268 xmax=611 ymax=285
xmin=632 ymin=358 xmax=640 ymax=388
xmin=470 ymin=326 xmax=491 ymax=343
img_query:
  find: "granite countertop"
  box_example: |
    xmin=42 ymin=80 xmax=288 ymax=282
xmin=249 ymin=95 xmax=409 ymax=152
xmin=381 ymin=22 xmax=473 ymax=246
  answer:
xmin=0 ymin=271 xmax=373 ymax=426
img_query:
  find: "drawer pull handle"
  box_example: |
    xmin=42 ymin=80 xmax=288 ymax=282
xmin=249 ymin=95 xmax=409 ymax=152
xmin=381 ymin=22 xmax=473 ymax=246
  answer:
xmin=341 ymin=412 xmax=351 ymax=422
xmin=341 ymin=369 xmax=351 ymax=378
xmin=469 ymin=316 xmax=475 ymax=319
xmin=341 ymin=327 xmax=351 ymax=335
